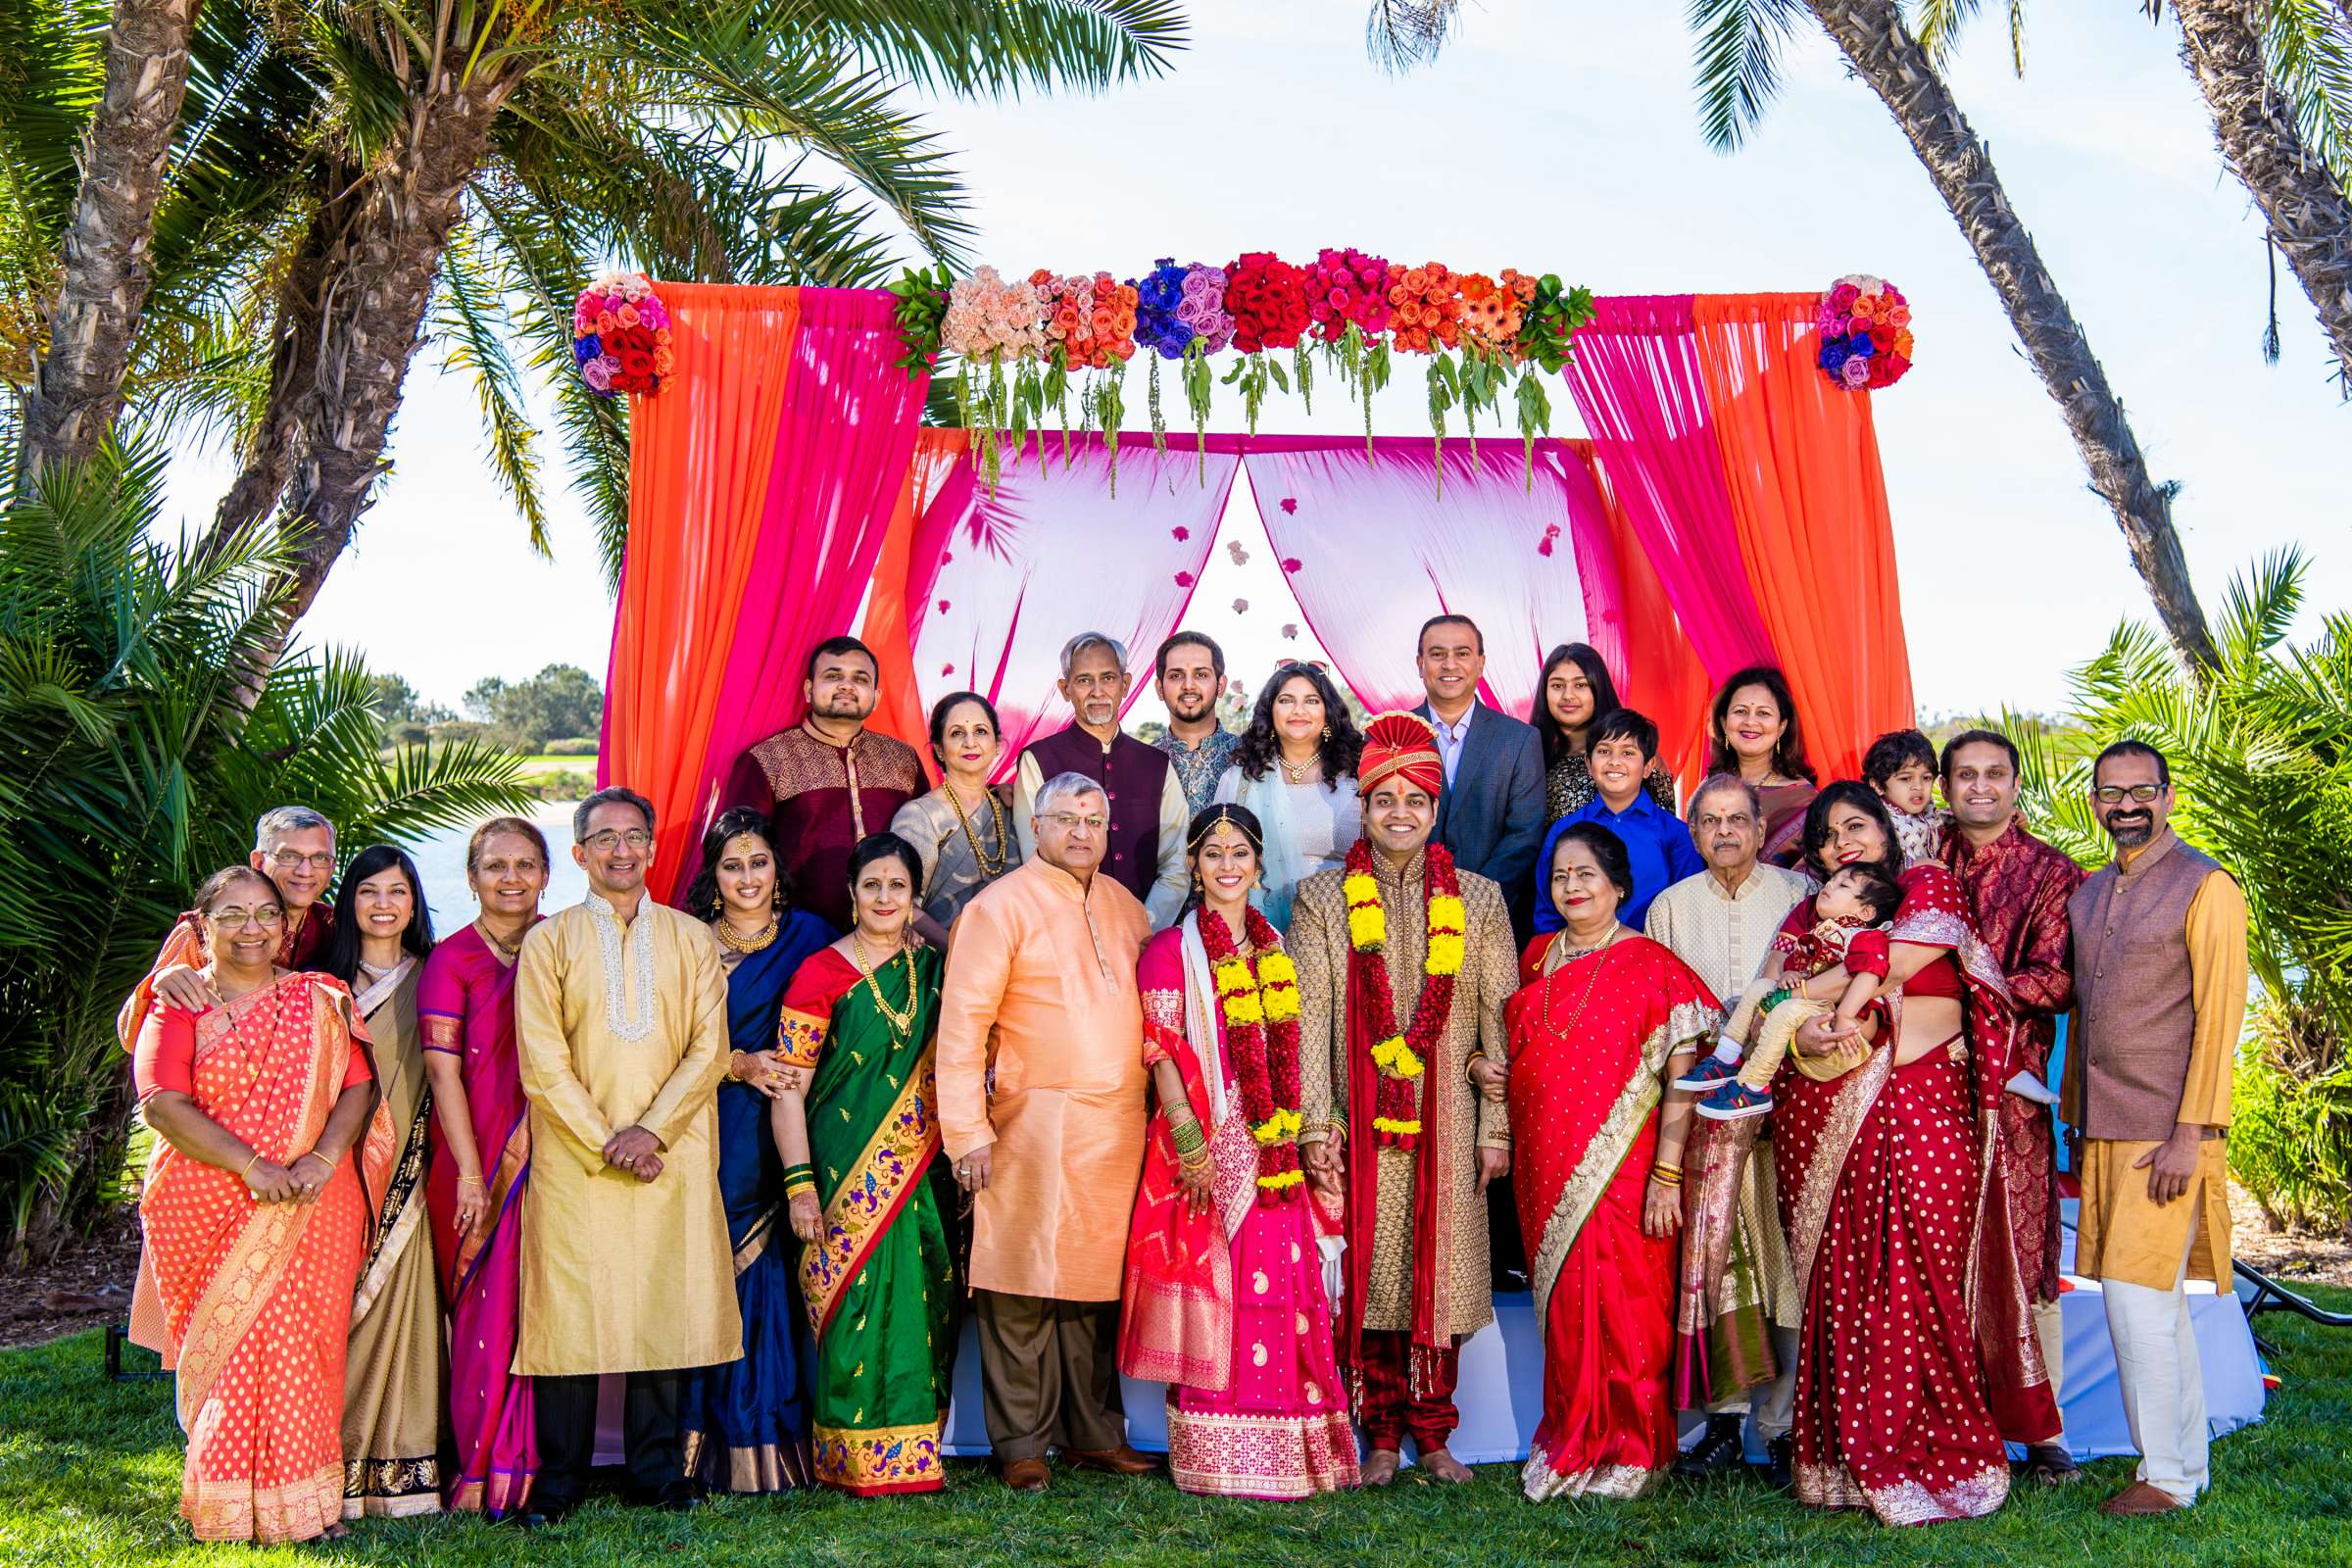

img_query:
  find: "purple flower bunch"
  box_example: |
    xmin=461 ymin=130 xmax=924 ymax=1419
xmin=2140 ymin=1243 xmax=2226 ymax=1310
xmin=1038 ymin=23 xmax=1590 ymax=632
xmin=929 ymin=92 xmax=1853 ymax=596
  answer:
xmin=1176 ymin=263 xmax=1235 ymax=355
xmin=1132 ymin=258 xmax=1198 ymax=360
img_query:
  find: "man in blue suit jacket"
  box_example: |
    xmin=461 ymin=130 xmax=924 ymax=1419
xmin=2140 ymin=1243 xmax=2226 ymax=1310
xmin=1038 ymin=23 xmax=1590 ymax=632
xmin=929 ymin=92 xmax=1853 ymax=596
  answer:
xmin=1411 ymin=615 xmax=1549 ymax=943
xmin=1412 ymin=614 xmax=1547 ymax=1295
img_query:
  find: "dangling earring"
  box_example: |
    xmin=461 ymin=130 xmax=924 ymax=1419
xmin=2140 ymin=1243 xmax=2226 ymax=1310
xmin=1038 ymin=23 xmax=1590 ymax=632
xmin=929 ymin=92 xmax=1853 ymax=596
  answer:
xmin=1321 ymin=724 xmax=1332 ymax=741
xmin=709 ymin=894 xmax=724 ymax=920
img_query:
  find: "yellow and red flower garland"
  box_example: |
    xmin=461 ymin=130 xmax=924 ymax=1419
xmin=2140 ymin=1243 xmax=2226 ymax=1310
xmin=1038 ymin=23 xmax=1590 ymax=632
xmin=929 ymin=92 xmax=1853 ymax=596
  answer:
xmin=1342 ymin=839 xmax=1466 ymax=1151
xmin=1200 ymin=905 xmax=1306 ymax=1202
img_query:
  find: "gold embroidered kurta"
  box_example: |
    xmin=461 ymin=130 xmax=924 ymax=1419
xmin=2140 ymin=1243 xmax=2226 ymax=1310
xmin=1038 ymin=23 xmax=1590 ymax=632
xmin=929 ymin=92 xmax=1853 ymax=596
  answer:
xmin=1291 ymin=857 xmax=1514 ymax=1339
xmin=935 ymin=858 xmax=1152 ymax=1302
xmin=514 ymin=897 xmax=739 ymax=1376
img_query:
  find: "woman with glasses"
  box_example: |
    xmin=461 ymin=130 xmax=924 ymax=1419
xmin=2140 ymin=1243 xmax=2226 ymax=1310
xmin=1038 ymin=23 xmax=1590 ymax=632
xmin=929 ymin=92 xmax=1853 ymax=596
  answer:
xmin=420 ymin=818 xmax=550 ymax=1517
xmin=318 ymin=846 xmax=442 ymax=1521
xmin=769 ymin=832 xmax=955 ymax=1494
xmin=128 ymin=865 xmax=392 ymax=1544
xmin=1211 ymin=663 xmax=1364 ymax=931
xmin=892 ymin=691 xmax=1023 ymax=947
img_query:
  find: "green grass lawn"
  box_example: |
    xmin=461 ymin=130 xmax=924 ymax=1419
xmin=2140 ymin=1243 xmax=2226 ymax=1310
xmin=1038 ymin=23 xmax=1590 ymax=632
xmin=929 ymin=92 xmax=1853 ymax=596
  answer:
xmin=5 ymin=1294 xmax=2350 ymax=1567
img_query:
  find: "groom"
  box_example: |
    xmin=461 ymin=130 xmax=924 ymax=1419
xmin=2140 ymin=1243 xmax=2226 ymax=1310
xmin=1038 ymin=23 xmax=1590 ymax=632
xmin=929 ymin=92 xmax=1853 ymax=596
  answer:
xmin=1290 ymin=712 xmax=1518 ymax=1486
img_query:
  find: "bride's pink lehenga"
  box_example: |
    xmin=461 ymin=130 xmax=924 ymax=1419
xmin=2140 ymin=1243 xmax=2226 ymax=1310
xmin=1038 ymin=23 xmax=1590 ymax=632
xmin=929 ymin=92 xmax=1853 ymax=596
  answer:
xmin=1117 ymin=919 xmax=1359 ymax=1499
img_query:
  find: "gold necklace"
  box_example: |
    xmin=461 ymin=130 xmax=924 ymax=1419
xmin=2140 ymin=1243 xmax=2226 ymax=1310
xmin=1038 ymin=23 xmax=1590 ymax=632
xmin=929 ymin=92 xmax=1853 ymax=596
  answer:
xmin=849 ymin=931 xmax=920 ymax=1037
xmin=1278 ymin=751 xmax=1317 ymax=785
xmin=715 ymin=915 xmax=778 ymax=954
xmin=945 ymin=782 xmax=1009 ymax=879
xmin=1541 ymin=928 xmax=1620 ymax=1034
xmin=476 ymin=918 xmax=526 ymax=961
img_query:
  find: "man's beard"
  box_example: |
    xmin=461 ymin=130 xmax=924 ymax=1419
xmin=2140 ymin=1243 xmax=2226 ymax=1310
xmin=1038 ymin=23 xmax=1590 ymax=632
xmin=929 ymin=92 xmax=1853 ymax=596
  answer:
xmin=815 ymin=694 xmax=870 ymax=720
xmin=2105 ymin=812 xmax=2154 ymax=848
xmin=1165 ymin=692 xmax=1213 ymax=722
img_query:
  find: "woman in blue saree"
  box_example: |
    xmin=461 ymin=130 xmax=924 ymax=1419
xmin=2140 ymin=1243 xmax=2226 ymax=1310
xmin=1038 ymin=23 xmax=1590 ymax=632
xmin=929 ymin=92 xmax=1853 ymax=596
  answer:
xmin=678 ymin=808 xmax=835 ymax=1492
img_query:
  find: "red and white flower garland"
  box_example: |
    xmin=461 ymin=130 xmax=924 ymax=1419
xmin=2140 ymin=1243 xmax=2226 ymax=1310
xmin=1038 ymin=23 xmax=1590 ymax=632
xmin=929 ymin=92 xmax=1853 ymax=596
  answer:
xmin=1199 ymin=905 xmax=1306 ymax=1202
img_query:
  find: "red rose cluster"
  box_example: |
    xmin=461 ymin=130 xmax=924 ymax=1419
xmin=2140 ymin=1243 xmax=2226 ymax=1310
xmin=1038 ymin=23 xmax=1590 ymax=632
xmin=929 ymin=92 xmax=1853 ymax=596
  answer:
xmin=1302 ymin=248 xmax=1395 ymax=345
xmin=1221 ymin=252 xmax=1312 ymax=354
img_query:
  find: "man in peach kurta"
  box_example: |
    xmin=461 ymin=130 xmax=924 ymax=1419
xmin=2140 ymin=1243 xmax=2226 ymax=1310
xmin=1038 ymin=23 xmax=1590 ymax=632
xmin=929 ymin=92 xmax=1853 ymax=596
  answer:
xmin=937 ymin=770 xmax=1155 ymax=1491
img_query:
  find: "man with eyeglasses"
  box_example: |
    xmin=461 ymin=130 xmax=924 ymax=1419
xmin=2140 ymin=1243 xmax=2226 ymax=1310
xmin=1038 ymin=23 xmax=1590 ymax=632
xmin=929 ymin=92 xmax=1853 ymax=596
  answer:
xmin=117 ymin=806 xmax=342 ymax=1041
xmin=731 ymin=634 xmax=926 ymax=932
xmin=1012 ymin=632 xmax=1190 ymax=929
xmin=1935 ymin=726 xmax=2086 ymax=1487
xmin=936 ymin=771 xmax=1156 ymax=1492
xmin=2062 ymin=741 xmax=2245 ymax=1518
xmin=511 ymin=786 xmax=738 ymax=1523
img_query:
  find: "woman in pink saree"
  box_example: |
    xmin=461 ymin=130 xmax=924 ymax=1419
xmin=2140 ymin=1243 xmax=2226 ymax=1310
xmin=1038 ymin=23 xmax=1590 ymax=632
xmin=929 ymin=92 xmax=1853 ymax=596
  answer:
xmin=420 ymin=817 xmax=550 ymax=1517
xmin=131 ymin=865 xmax=392 ymax=1544
xmin=1500 ymin=823 xmax=1718 ymax=1501
xmin=1118 ymin=804 xmax=1358 ymax=1499
xmin=1772 ymin=782 xmax=2055 ymax=1525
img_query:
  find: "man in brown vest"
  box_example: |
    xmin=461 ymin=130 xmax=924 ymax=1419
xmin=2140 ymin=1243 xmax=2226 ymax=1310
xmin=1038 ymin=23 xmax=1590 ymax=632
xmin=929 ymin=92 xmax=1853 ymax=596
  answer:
xmin=2062 ymin=741 xmax=2246 ymax=1517
xmin=1011 ymin=632 xmax=1189 ymax=928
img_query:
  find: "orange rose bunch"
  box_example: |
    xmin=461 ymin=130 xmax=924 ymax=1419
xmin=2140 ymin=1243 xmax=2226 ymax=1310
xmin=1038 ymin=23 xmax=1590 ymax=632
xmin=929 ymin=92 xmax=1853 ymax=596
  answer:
xmin=1030 ymin=270 xmax=1140 ymax=369
xmin=1385 ymin=262 xmax=1465 ymax=355
xmin=1459 ymin=270 xmax=1536 ymax=355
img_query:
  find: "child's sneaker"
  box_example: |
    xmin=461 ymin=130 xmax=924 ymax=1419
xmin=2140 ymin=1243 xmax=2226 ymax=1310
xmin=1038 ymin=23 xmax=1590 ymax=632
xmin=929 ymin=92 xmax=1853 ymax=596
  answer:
xmin=1673 ymin=1054 xmax=1740 ymax=1093
xmin=1695 ymin=1080 xmax=1774 ymax=1121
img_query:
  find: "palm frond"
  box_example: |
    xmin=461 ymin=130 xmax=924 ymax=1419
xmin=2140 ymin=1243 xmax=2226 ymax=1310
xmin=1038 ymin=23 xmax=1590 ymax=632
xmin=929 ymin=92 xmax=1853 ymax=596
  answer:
xmin=1909 ymin=0 xmax=2028 ymax=74
xmin=2260 ymin=0 xmax=2352 ymax=188
xmin=1688 ymin=0 xmax=1807 ymax=153
xmin=1364 ymin=0 xmax=1457 ymax=74
xmin=782 ymin=0 xmax=1188 ymax=99
xmin=435 ymin=224 xmax=554 ymax=556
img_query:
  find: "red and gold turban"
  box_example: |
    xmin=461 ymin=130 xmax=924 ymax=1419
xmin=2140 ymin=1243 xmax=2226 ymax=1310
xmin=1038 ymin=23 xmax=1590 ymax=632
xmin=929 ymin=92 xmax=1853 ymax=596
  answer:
xmin=1357 ymin=710 xmax=1445 ymax=798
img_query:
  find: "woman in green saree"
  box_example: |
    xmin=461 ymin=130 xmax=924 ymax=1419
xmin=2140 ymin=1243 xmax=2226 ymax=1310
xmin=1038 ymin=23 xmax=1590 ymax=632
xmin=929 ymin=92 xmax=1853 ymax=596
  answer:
xmin=771 ymin=831 xmax=955 ymax=1495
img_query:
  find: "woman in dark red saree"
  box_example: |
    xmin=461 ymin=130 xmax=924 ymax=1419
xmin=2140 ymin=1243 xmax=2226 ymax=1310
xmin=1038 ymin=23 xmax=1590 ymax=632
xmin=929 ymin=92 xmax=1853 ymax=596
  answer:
xmin=1772 ymin=783 xmax=2056 ymax=1525
xmin=1497 ymin=823 xmax=1718 ymax=1501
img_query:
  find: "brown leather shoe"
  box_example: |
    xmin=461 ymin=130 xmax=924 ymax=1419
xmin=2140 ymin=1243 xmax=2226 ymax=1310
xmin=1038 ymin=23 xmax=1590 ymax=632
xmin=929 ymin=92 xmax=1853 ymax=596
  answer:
xmin=2099 ymin=1481 xmax=2186 ymax=1516
xmin=1065 ymin=1444 xmax=1159 ymax=1476
xmin=1002 ymin=1457 xmax=1052 ymax=1492
xmin=2022 ymin=1443 xmax=2081 ymax=1486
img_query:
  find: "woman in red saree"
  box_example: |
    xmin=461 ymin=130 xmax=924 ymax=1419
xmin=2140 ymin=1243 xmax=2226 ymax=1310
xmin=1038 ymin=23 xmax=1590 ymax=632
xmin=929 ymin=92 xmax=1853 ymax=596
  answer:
xmin=1498 ymin=822 xmax=1717 ymax=1501
xmin=130 ymin=865 xmax=394 ymax=1544
xmin=1118 ymin=805 xmax=1357 ymax=1498
xmin=1772 ymin=782 xmax=2055 ymax=1526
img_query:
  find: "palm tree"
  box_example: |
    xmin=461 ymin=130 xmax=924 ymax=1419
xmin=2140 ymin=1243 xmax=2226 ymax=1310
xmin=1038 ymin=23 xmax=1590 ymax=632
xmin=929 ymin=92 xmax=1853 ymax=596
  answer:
xmin=0 ymin=438 xmax=534 ymax=1253
xmin=7 ymin=0 xmax=1188 ymax=645
xmin=15 ymin=0 xmax=200 ymax=477
xmin=1916 ymin=2 xmax=2352 ymax=390
xmin=1365 ymin=0 xmax=2220 ymax=671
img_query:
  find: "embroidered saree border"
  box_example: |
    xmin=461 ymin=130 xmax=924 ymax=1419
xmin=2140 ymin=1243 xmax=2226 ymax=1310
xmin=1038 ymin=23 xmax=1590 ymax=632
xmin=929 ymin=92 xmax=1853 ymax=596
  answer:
xmin=799 ymin=1054 xmax=939 ymax=1341
xmin=811 ymin=1418 xmax=945 ymax=1494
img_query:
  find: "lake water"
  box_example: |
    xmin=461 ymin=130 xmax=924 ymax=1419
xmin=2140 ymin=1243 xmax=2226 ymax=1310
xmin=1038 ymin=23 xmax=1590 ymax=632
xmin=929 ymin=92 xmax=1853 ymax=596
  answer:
xmin=410 ymin=800 xmax=591 ymax=933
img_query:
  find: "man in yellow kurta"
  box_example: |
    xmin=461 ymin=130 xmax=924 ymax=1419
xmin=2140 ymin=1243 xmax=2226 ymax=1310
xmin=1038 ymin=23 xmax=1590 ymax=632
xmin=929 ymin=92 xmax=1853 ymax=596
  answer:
xmin=515 ymin=786 xmax=737 ymax=1521
xmin=2062 ymin=742 xmax=2245 ymax=1518
xmin=937 ymin=770 xmax=1155 ymax=1492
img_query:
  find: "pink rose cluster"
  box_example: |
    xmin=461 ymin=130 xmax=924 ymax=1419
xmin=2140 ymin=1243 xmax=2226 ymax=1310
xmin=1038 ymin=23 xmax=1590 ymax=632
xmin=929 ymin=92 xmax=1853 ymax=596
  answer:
xmin=1815 ymin=272 xmax=1914 ymax=392
xmin=941 ymin=266 xmax=1045 ymax=363
xmin=572 ymin=269 xmax=674 ymax=397
xmin=1176 ymin=263 xmax=1236 ymax=355
xmin=1302 ymin=247 xmax=1394 ymax=345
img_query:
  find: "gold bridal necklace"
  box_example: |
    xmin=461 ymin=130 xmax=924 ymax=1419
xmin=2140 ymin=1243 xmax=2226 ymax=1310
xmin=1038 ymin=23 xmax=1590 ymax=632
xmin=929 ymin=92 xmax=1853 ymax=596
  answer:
xmin=1279 ymin=751 xmax=1317 ymax=785
xmin=850 ymin=930 xmax=920 ymax=1037
xmin=946 ymin=782 xmax=1009 ymax=879
xmin=715 ymin=914 xmax=778 ymax=954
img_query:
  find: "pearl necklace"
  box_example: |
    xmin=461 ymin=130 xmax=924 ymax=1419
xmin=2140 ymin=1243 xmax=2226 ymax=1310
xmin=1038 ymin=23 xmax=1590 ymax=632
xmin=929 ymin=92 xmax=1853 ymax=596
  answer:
xmin=1278 ymin=751 xmax=1318 ymax=786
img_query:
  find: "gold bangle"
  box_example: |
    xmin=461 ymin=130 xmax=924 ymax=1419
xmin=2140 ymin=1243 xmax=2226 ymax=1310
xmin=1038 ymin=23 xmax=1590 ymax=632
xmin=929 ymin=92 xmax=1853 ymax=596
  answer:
xmin=239 ymin=1151 xmax=264 ymax=1183
xmin=783 ymin=1177 xmax=817 ymax=1200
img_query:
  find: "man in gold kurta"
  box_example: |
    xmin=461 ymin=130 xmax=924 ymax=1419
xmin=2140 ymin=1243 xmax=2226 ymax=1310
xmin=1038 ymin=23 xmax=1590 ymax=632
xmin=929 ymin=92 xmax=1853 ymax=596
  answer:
xmin=515 ymin=787 xmax=736 ymax=1520
xmin=1293 ymin=713 xmax=1515 ymax=1487
xmin=938 ymin=770 xmax=1155 ymax=1492
xmin=2062 ymin=742 xmax=2245 ymax=1517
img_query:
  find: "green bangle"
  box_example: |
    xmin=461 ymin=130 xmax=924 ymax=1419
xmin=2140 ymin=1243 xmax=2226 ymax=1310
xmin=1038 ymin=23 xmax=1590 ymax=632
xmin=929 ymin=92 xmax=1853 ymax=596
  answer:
xmin=782 ymin=1162 xmax=813 ymax=1189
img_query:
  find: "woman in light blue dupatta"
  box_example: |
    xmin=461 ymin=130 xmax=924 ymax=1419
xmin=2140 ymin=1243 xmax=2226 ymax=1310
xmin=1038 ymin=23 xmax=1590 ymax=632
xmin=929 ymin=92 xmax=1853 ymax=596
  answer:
xmin=1212 ymin=663 xmax=1363 ymax=931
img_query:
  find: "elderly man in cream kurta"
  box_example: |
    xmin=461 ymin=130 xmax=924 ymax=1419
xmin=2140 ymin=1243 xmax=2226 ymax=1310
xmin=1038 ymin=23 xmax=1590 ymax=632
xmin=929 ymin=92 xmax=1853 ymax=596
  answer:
xmin=938 ymin=771 xmax=1156 ymax=1493
xmin=515 ymin=787 xmax=736 ymax=1520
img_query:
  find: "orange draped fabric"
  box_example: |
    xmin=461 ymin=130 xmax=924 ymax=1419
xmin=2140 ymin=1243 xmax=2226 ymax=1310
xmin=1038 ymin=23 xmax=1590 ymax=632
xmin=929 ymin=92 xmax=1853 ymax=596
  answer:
xmin=859 ymin=428 xmax=970 ymax=768
xmin=1691 ymin=294 xmax=1914 ymax=782
xmin=601 ymin=283 xmax=804 ymax=882
xmin=1558 ymin=441 xmax=1714 ymax=787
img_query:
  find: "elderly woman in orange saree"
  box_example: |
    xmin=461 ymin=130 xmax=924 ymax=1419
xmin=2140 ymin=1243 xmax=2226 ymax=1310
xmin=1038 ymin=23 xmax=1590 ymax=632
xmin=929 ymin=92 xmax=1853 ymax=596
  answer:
xmin=130 ymin=865 xmax=393 ymax=1544
xmin=1495 ymin=823 xmax=1718 ymax=1502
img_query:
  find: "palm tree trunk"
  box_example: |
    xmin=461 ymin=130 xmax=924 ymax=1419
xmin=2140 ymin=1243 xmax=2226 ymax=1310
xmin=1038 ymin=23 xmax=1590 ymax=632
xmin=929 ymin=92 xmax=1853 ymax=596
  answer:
xmin=253 ymin=74 xmax=515 ymax=665
xmin=1809 ymin=0 xmax=2220 ymax=671
xmin=21 ymin=0 xmax=199 ymax=475
xmin=2171 ymin=0 xmax=2352 ymax=384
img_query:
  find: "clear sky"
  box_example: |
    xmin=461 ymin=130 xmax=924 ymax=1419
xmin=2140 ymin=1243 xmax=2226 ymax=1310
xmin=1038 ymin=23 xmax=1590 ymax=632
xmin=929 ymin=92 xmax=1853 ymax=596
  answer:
xmin=163 ymin=1 xmax=2347 ymax=727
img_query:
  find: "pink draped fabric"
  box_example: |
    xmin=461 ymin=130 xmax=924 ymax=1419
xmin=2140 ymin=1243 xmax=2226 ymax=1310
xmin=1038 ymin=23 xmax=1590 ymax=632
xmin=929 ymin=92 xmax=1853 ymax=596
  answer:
xmin=907 ymin=436 xmax=1232 ymax=774
xmin=670 ymin=288 xmax=927 ymax=896
xmin=1564 ymin=296 xmax=1776 ymax=684
xmin=1241 ymin=436 xmax=1592 ymax=716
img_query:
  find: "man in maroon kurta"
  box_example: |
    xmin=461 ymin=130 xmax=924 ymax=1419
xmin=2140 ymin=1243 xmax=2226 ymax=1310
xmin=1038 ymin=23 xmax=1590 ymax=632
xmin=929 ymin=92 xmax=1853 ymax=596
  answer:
xmin=729 ymin=636 xmax=925 ymax=932
xmin=1939 ymin=728 xmax=2084 ymax=1485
